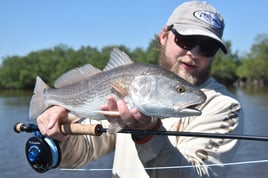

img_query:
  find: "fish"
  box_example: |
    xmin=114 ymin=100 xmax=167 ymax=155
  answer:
xmin=29 ymin=48 xmax=206 ymax=132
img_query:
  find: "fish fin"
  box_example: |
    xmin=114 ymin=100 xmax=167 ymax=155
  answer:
xmin=29 ymin=76 xmax=50 ymax=120
xmin=107 ymin=122 xmax=123 ymax=134
xmin=54 ymin=64 xmax=101 ymax=88
xmin=111 ymin=81 xmax=129 ymax=97
xmin=103 ymin=48 xmax=134 ymax=71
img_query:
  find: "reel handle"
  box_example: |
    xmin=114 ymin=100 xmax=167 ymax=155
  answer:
xmin=14 ymin=122 xmax=103 ymax=136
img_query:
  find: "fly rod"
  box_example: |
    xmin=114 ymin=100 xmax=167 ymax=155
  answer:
xmin=14 ymin=122 xmax=268 ymax=142
xmin=14 ymin=122 xmax=268 ymax=173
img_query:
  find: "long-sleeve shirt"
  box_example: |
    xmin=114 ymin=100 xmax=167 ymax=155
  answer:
xmin=59 ymin=77 xmax=244 ymax=178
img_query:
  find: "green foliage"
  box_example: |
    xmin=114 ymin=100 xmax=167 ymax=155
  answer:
xmin=1 ymin=33 xmax=268 ymax=89
xmin=0 ymin=43 xmax=159 ymax=89
xmin=237 ymin=34 xmax=268 ymax=85
xmin=211 ymin=40 xmax=240 ymax=85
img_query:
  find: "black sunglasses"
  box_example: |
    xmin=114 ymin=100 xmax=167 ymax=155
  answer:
xmin=169 ymin=27 xmax=219 ymax=57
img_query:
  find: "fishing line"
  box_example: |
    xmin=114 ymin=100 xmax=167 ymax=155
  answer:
xmin=60 ymin=159 xmax=268 ymax=172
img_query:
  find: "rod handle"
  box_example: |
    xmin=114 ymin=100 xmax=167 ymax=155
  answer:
xmin=14 ymin=122 xmax=103 ymax=136
xmin=60 ymin=123 xmax=103 ymax=136
xmin=14 ymin=122 xmax=38 ymax=133
xmin=14 ymin=122 xmax=23 ymax=133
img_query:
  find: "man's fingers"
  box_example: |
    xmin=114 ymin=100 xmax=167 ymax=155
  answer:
xmin=107 ymin=95 xmax=118 ymax=111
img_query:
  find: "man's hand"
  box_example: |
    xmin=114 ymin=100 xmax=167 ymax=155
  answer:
xmin=37 ymin=106 xmax=72 ymax=142
xmin=101 ymin=95 xmax=159 ymax=130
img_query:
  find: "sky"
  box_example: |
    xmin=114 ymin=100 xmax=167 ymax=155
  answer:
xmin=1 ymin=0 xmax=268 ymax=61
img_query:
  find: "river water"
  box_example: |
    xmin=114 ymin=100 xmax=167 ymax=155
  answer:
xmin=0 ymin=87 xmax=268 ymax=178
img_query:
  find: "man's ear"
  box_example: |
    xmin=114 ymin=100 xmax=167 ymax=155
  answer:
xmin=159 ymin=26 xmax=169 ymax=45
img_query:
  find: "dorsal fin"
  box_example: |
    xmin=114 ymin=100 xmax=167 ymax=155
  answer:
xmin=54 ymin=64 xmax=101 ymax=88
xmin=103 ymin=48 xmax=134 ymax=71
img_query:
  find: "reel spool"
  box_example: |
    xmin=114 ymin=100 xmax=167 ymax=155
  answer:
xmin=25 ymin=133 xmax=61 ymax=173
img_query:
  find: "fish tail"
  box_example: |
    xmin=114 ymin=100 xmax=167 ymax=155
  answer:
xmin=29 ymin=76 xmax=50 ymax=120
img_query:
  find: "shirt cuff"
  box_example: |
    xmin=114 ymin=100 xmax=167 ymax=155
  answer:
xmin=131 ymin=118 xmax=162 ymax=144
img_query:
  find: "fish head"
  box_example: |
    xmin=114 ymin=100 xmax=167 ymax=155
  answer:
xmin=128 ymin=74 xmax=206 ymax=118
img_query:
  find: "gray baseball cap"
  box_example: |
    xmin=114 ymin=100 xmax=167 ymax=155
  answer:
xmin=167 ymin=1 xmax=227 ymax=54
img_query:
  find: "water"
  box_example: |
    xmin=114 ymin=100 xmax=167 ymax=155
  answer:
xmin=226 ymin=87 xmax=268 ymax=177
xmin=0 ymin=90 xmax=113 ymax=178
xmin=0 ymin=88 xmax=268 ymax=178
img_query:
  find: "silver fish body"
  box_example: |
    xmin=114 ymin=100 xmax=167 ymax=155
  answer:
xmin=29 ymin=48 xmax=206 ymax=121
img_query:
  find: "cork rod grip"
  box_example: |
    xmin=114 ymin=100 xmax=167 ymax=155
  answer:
xmin=14 ymin=122 xmax=103 ymax=136
xmin=60 ymin=123 xmax=103 ymax=136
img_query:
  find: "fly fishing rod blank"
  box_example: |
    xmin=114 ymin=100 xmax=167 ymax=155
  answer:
xmin=15 ymin=122 xmax=268 ymax=142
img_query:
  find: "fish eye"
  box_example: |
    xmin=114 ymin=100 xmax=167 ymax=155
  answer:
xmin=176 ymin=85 xmax=186 ymax=93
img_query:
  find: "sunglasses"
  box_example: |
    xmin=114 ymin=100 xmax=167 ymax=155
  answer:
xmin=169 ymin=27 xmax=219 ymax=57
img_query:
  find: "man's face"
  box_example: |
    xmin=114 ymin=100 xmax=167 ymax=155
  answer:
xmin=159 ymin=28 xmax=215 ymax=86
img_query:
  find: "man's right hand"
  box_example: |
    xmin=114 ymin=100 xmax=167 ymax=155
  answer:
xmin=36 ymin=106 xmax=70 ymax=142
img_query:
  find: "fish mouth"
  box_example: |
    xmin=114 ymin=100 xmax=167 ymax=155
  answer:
xmin=178 ymin=104 xmax=202 ymax=116
xmin=180 ymin=107 xmax=202 ymax=116
xmin=178 ymin=92 xmax=206 ymax=116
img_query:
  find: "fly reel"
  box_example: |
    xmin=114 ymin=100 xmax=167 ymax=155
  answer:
xmin=25 ymin=132 xmax=61 ymax=173
xmin=14 ymin=122 xmax=104 ymax=173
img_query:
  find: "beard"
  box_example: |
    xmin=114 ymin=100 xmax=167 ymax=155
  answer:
xmin=159 ymin=45 xmax=211 ymax=86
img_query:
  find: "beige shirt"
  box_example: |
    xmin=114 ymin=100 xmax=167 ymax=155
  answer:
xmin=59 ymin=77 xmax=243 ymax=178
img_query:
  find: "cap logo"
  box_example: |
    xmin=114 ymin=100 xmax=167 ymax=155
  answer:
xmin=194 ymin=10 xmax=222 ymax=29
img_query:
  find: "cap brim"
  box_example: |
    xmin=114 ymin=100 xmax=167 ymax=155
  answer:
xmin=173 ymin=24 xmax=227 ymax=54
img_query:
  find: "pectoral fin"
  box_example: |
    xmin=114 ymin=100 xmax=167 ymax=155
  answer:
xmin=111 ymin=82 xmax=128 ymax=97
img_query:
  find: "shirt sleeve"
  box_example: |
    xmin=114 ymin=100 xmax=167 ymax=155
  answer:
xmin=59 ymin=119 xmax=116 ymax=168
xmin=133 ymin=88 xmax=243 ymax=178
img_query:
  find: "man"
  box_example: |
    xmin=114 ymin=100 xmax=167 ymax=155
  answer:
xmin=37 ymin=1 xmax=243 ymax=177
